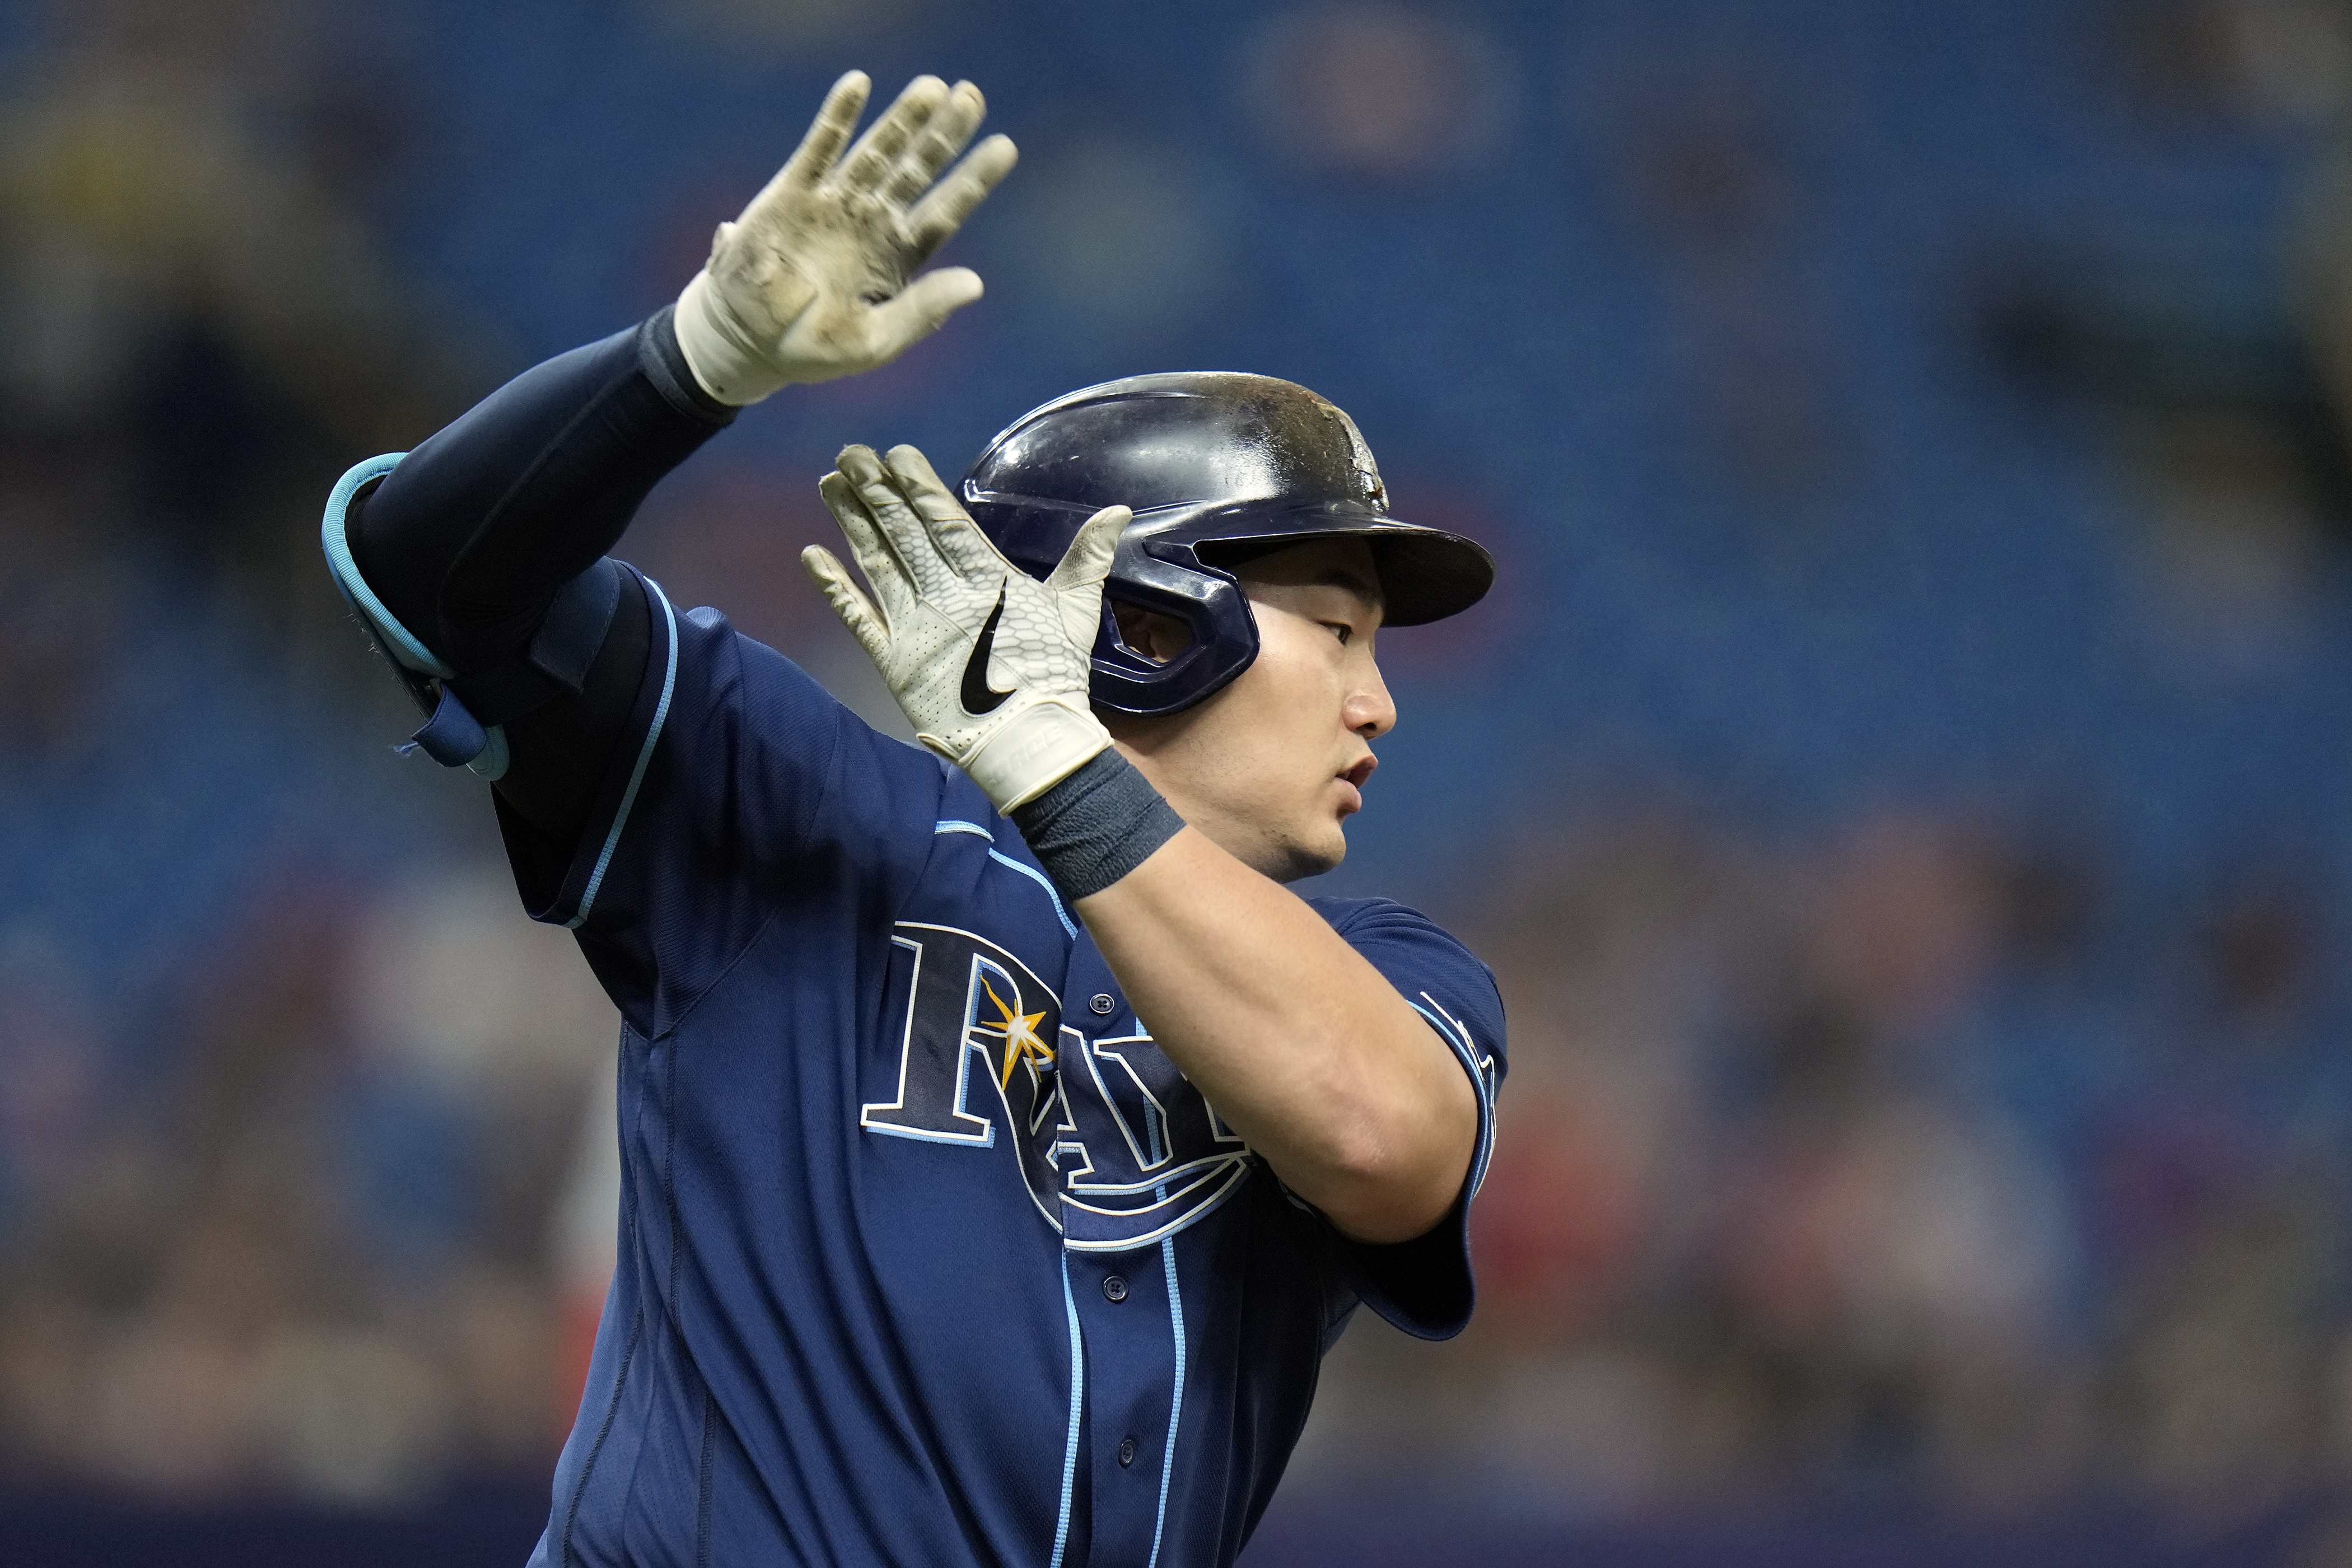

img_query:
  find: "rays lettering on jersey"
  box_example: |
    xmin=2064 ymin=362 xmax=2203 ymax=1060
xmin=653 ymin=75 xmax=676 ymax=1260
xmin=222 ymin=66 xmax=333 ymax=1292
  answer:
xmin=862 ymin=922 xmax=1254 ymax=1249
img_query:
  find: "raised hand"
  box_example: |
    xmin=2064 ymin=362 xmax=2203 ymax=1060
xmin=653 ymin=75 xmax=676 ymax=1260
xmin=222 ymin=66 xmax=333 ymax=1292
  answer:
xmin=673 ymin=72 xmax=1018 ymax=404
xmin=803 ymin=443 xmax=1130 ymax=811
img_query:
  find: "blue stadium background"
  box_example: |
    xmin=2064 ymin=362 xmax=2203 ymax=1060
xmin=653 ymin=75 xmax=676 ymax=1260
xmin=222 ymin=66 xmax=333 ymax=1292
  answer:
xmin=8 ymin=0 xmax=2352 ymax=1562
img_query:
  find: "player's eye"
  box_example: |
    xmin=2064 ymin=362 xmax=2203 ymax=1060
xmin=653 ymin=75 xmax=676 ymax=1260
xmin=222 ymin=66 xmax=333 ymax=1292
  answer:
xmin=1322 ymin=622 xmax=1352 ymax=646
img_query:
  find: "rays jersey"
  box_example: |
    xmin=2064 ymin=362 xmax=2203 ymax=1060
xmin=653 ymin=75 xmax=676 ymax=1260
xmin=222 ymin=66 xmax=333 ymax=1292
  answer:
xmin=516 ymin=565 xmax=1505 ymax=1568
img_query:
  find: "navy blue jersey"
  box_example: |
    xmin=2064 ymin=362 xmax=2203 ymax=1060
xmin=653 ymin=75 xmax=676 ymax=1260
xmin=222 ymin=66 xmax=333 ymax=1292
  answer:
xmin=503 ymin=569 xmax=1505 ymax=1568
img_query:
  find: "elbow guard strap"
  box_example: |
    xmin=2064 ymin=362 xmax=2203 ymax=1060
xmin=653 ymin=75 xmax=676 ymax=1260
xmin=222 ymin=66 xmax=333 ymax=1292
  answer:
xmin=321 ymin=453 xmax=623 ymax=778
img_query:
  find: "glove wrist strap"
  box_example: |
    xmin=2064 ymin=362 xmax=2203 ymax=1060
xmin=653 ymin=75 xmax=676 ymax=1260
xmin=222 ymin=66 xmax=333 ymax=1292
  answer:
xmin=940 ymin=701 xmax=1109 ymax=813
xmin=675 ymin=269 xmax=789 ymax=406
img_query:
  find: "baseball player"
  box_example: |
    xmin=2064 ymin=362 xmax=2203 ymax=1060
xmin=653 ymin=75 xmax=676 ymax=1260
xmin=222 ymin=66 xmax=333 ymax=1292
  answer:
xmin=321 ymin=71 xmax=1504 ymax=1567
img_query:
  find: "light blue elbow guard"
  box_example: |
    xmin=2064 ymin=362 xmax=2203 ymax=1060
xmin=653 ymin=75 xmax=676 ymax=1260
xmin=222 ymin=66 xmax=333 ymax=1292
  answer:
xmin=321 ymin=454 xmax=622 ymax=781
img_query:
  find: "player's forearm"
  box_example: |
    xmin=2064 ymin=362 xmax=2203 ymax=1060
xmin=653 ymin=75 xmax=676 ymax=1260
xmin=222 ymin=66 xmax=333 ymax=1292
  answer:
xmin=351 ymin=308 xmax=733 ymax=671
xmin=1074 ymin=827 xmax=1478 ymax=1245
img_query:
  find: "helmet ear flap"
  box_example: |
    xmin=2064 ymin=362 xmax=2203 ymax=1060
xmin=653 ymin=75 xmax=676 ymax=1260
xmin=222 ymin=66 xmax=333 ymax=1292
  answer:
xmin=1088 ymin=570 xmax=1259 ymax=716
xmin=1098 ymin=596 xmax=1158 ymax=668
xmin=1100 ymin=592 xmax=1203 ymax=669
xmin=1095 ymin=595 xmax=1141 ymax=669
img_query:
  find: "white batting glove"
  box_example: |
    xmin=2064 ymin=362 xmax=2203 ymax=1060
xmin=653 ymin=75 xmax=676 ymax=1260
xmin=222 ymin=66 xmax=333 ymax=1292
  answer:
xmin=804 ymin=444 xmax=1130 ymax=812
xmin=673 ymin=72 xmax=1018 ymax=405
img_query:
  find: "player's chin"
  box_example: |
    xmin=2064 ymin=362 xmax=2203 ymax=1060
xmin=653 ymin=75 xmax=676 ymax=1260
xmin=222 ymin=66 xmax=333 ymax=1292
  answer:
xmin=1270 ymin=822 xmax=1348 ymax=884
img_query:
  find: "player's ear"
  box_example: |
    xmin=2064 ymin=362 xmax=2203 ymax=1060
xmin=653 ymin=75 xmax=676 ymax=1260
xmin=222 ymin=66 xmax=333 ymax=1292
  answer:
xmin=1112 ymin=602 xmax=1192 ymax=666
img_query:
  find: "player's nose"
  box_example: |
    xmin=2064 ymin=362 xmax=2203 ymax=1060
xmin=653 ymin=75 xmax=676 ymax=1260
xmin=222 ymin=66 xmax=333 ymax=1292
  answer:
xmin=1348 ymin=653 xmax=1396 ymax=740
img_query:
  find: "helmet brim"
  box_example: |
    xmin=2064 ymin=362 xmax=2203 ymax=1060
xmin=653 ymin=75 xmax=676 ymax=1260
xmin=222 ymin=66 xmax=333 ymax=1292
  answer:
xmin=1173 ymin=501 xmax=1496 ymax=627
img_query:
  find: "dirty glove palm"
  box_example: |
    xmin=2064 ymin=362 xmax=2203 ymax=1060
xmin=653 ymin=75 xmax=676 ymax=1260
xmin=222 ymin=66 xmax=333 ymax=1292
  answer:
xmin=805 ymin=445 xmax=1130 ymax=811
xmin=674 ymin=71 xmax=1018 ymax=404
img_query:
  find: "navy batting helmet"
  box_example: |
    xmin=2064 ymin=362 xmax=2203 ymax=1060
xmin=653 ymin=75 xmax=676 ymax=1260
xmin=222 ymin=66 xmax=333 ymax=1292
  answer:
xmin=961 ymin=371 xmax=1496 ymax=715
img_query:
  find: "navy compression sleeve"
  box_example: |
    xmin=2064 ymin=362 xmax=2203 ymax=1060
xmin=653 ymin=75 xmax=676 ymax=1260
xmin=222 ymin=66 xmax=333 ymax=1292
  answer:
xmin=348 ymin=308 xmax=735 ymax=844
xmin=350 ymin=306 xmax=734 ymax=669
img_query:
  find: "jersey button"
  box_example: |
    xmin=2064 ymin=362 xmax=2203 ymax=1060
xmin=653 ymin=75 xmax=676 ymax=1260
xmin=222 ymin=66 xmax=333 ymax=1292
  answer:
xmin=1090 ymin=993 xmax=1116 ymax=1015
xmin=1102 ymin=1275 xmax=1128 ymax=1303
xmin=1118 ymin=1437 xmax=1138 ymax=1468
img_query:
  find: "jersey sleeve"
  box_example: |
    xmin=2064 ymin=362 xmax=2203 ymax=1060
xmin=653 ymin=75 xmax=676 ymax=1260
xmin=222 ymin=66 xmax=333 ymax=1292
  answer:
xmin=1308 ymin=896 xmax=1507 ymax=1340
xmin=501 ymin=567 xmax=950 ymax=1036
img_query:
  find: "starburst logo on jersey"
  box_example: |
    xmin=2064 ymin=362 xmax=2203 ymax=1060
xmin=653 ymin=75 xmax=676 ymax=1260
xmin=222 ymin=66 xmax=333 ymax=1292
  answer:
xmin=980 ymin=976 xmax=1053 ymax=1088
xmin=865 ymin=922 xmax=1257 ymax=1249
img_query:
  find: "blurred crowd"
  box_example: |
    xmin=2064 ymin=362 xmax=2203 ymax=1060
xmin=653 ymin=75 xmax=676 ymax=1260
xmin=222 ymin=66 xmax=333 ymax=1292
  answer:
xmin=1305 ymin=808 xmax=2352 ymax=1525
xmin=0 ymin=0 xmax=607 ymax=1503
xmin=11 ymin=0 xmax=2352 ymax=1551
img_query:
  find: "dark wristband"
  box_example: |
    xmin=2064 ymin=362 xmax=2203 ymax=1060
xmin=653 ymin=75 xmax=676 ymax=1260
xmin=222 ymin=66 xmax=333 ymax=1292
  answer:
xmin=1009 ymin=748 xmax=1186 ymax=903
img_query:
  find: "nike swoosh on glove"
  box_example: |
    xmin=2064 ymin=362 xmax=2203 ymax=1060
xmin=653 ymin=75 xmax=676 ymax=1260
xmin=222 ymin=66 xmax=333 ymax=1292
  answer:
xmin=804 ymin=444 xmax=1130 ymax=812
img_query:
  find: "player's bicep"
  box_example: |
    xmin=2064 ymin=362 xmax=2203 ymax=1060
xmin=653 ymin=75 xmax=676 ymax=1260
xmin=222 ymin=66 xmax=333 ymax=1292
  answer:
xmin=1313 ymin=900 xmax=1507 ymax=1338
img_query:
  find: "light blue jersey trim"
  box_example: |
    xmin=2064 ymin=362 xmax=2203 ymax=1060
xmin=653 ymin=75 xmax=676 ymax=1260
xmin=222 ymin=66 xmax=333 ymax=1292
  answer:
xmin=988 ymin=850 xmax=1078 ymax=940
xmin=567 ymin=579 xmax=679 ymax=931
xmin=861 ymin=1120 xmax=997 ymax=1149
xmin=1054 ymin=1161 xmax=1254 ymax=1253
xmin=1146 ymin=1234 xmax=1187 ymax=1568
xmin=320 ymin=453 xmax=450 ymax=677
xmin=929 ymin=820 xmax=1080 ymax=940
xmin=1412 ymin=996 xmax=1499 ymax=1197
xmin=1049 ymin=1250 xmax=1086 ymax=1568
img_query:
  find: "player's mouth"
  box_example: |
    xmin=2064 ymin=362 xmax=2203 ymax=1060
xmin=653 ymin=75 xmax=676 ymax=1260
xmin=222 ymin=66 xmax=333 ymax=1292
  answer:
xmin=1334 ymin=755 xmax=1377 ymax=816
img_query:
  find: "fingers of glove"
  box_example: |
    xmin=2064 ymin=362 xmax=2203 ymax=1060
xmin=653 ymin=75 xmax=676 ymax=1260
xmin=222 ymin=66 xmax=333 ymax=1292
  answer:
xmin=776 ymin=71 xmax=871 ymax=191
xmin=802 ymin=545 xmax=893 ymax=664
xmin=881 ymin=444 xmax=964 ymax=524
xmin=818 ymin=469 xmax=914 ymax=624
xmin=1044 ymin=505 xmax=1131 ymax=592
xmin=834 ymin=442 xmax=917 ymax=530
xmin=863 ymin=267 xmax=984 ymax=362
xmin=904 ymin=134 xmax=1019 ymax=260
xmin=881 ymin=80 xmax=986 ymax=207
xmin=837 ymin=75 xmax=948 ymax=194
xmin=834 ymin=445 xmax=947 ymax=594
xmin=884 ymin=442 xmax=1006 ymax=578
